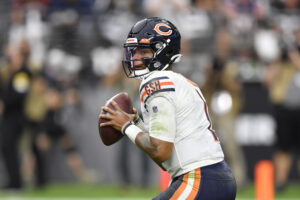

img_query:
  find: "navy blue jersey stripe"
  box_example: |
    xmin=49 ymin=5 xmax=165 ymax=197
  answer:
xmin=140 ymin=76 xmax=170 ymax=93
xmin=144 ymin=88 xmax=175 ymax=104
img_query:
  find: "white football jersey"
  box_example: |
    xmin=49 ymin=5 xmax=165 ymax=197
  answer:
xmin=139 ymin=70 xmax=224 ymax=178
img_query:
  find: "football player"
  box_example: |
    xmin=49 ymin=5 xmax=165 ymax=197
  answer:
xmin=99 ymin=17 xmax=236 ymax=199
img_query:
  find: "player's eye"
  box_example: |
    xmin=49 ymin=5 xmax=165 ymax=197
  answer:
xmin=130 ymin=47 xmax=152 ymax=59
xmin=141 ymin=49 xmax=148 ymax=55
xmin=140 ymin=48 xmax=153 ymax=56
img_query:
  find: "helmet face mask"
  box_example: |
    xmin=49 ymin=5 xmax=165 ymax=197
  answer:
xmin=122 ymin=45 xmax=153 ymax=78
xmin=122 ymin=17 xmax=181 ymax=78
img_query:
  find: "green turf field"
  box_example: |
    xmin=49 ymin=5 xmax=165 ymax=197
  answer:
xmin=0 ymin=182 xmax=299 ymax=199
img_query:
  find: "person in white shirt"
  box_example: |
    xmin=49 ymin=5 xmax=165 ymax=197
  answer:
xmin=100 ymin=17 xmax=236 ymax=200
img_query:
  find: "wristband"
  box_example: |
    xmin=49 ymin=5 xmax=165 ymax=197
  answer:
xmin=121 ymin=121 xmax=142 ymax=144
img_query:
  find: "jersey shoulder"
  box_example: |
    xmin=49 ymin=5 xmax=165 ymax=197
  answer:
xmin=139 ymin=71 xmax=176 ymax=104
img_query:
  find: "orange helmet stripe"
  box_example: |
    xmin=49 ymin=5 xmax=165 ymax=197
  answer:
xmin=139 ymin=38 xmax=150 ymax=43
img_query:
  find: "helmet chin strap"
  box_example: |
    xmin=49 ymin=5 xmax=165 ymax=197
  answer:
xmin=161 ymin=64 xmax=169 ymax=71
xmin=171 ymin=54 xmax=182 ymax=63
xmin=160 ymin=54 xmax=182 ymax=71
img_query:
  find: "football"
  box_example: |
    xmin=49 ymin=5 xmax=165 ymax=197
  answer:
xmin=98 ymin=92 xmax=133 ymax=146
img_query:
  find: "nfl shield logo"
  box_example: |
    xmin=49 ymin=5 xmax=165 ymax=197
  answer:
xmin=152 ymin=106 xmax=158 ymax=113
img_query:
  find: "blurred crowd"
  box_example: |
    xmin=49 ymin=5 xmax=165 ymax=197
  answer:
xmin=0 ymin=0 xmax=300 ymax=193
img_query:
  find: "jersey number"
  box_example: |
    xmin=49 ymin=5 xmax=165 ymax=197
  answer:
xmin=186 ymin=78 xmax=220 ymax=142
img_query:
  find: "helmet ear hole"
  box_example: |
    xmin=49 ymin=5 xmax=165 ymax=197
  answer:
xmin=155 ymin=42 xmax=163 ymax=50
xmin=153 ymin=62 xmax=161 ymax=68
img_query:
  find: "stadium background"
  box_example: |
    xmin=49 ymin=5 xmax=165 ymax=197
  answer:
xmin=0 ymin=0 xmax=300 ymax=199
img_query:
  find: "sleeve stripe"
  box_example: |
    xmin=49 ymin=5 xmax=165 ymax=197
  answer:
xmin=141 ymin=90 xmax=147 ymax=103
xmin=140 ymin=76 xmax=170 ymax=93
xmin=143 ymin=88 xmax=175 ymax=104
xmin=160 ymin=81 xmax=174 ymax=87
xmin=140 ymin=82 xmax=175 ymax=103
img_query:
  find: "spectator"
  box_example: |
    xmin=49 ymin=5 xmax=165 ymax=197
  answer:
xmin=267 ymin=29 xmax=300 ymax=191
xmin=266 ymin=0 xmax=300 ymax=191
xmin=0 ymin=44 xmax=32 ymax=190
xmin=31 ymin=87 xmax=93 ymax=187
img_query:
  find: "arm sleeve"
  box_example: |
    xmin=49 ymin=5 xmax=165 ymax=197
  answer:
xmin=148 ymin=96 xmax=176 ymax=142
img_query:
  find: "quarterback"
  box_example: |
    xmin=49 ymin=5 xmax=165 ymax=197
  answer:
xmin=100 ymin=17 xmax=236 ymax=199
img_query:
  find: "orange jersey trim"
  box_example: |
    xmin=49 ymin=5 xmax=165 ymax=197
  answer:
xmin=185 ymin=78 xmax=198 ymax=87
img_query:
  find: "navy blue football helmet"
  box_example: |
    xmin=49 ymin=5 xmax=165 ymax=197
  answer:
xmin=122 ymin=17 xmax=182 ymax=78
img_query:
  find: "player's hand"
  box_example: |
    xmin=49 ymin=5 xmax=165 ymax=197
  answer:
xmin=99 ymin=100 xmax=135 ymax=131
xmin=132 ymin=108 xmax=140 ymax=123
